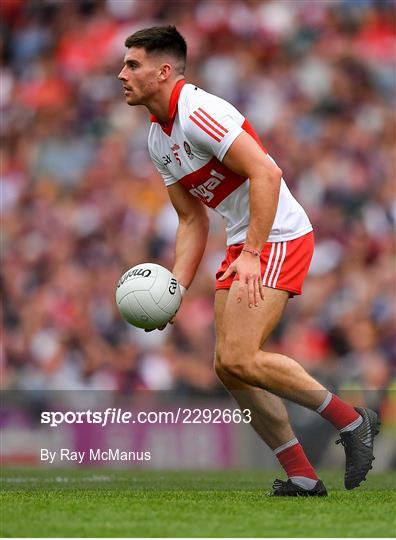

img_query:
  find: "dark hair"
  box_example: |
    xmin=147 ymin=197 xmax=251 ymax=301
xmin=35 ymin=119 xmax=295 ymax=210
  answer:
xmin=125 ymin=25 xmax=187 ymax=74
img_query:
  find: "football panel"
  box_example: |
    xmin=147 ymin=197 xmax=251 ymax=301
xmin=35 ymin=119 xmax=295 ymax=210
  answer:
xmin=133 ymin=290 xmax=172 ymax=327
xmin=149 ymin=266 xmax=174 ymax=304
xmin=156 ymin=285 xmax=182 ymax=315
xmin=120 ymin=292 xmax=158 ymax=330
xmin=118 ymin=296 xmax=136 ymax=325
xmin=116 ymin=276 xmax=156 ymax=304
xmin=116 ymin=264 xmax=158 ymax=303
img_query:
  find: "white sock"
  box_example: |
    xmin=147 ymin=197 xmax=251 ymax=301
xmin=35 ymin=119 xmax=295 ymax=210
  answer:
xmin=316 ymin=391 xmax=332 ymax=413
xmin=273 ymin=437 xmax=299 ymax=455
xmin=339 ymin=415 xmax=363 ymax=433
xmin=290 ymin=476 xmax=318 ymax=490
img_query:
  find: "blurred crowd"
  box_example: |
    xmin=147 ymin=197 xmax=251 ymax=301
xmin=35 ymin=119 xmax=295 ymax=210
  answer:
xmin=2 ymin=0 xmax=395 ymax=406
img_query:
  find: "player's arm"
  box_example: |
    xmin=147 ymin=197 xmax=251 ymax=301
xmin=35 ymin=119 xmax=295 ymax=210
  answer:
xmin=223 ymin=131 xmax=282 ymax=252
xmin=219 ymin=131 xmax=282 ymax=306
xmin=167 ymin=182 xmax=209 ymax=290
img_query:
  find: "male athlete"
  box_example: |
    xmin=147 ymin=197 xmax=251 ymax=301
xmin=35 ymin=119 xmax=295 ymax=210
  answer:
xmin=118 ymin=26 xmax=380 ymax=496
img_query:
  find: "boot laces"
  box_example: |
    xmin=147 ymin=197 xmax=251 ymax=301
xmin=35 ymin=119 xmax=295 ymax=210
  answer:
xmin=272 ymin=478 xmax=285 ymax=489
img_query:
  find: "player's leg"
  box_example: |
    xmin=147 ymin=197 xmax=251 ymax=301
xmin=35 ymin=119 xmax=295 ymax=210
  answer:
xmin=215 ymin=288 xmax=294 ymax=449
xmin=218 ymin=283 xmax=346 ymax=408
xmin=217 ymin=283 xmax=380 ymax=489
xmin=215 ymin=288 xmax=326 ymax=495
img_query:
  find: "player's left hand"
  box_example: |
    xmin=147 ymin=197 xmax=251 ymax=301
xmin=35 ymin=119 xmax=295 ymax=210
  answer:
xmin=218 ymin=251 xmax=264 ymax=307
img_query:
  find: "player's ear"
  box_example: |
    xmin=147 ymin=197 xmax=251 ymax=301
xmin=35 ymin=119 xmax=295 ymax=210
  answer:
xmin=158 ymin=63 xmax=172 ymax=82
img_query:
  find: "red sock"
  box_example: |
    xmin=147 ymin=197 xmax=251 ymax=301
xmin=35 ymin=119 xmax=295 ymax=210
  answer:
xmin=275 ymin=440 xmax=318 ymax=480
xmin=318 ymin=393 xmax=360 ymax=430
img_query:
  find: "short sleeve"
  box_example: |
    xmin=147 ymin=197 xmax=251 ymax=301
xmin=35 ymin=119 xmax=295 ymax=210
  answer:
xmin=184 ymin=96 xmax=244 ymax=161
xmin=148 ymin=146 xmax=178 ymax=187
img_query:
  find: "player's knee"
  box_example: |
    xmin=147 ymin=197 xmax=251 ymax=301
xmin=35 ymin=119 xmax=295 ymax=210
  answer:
xmin=217 ymin=343 xmax=254 ymax=381
xmin=222 ymin=358 xmax=249 ymax=380
xmin=214 ymin=350 xmax=225 ymax=380
xmin=214 ymin=345 xmax=237 ymax=379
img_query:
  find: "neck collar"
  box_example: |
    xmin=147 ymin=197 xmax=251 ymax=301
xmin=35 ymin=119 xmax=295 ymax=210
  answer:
xmin=150 ymin=79 xmax=186 ymax=136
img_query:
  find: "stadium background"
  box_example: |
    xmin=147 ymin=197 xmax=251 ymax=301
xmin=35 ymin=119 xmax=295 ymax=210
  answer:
xmin=1 ymin=0 xmax=395 ymax=470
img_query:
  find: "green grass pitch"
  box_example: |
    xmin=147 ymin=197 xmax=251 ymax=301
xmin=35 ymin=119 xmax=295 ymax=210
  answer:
xmin=1 ymin=469 xmax=395 ymax=537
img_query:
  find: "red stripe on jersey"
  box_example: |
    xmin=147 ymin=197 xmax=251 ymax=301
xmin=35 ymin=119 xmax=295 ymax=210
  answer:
xmin=189 ymin=115 xmax=222 ymax=142
xmin=198 ymin=108 xmax=228 ymax=134
xmin=150 ymin=79 xmax=186 ymax=136
xmin=179 ymin=157 xmax=247 ymax=209
xmin=242 ymin=118 xmax=268 ymax=153
xmin=192 ymin=110 xmax=226 ymax=138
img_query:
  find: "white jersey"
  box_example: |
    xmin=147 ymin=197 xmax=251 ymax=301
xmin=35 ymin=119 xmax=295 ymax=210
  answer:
xmin=148 ymin=81 xmax=312 ymax=246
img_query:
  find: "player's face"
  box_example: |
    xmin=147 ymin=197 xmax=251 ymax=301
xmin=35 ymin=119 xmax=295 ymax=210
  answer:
xmin=118 ymin=48 xmax=160 ymax=106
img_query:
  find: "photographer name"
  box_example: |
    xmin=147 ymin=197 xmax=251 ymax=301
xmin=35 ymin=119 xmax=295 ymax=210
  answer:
xmin=41 ymin=448 xmax=151 ymax=464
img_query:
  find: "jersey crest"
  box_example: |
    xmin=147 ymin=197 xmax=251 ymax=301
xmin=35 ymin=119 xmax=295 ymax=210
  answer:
xmin=183 ymin=141 xmax=194 ymax=160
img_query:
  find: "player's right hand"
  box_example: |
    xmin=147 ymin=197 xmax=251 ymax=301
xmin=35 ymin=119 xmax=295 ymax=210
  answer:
xmin=144 ymin=314 xmax=177 ymax=333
